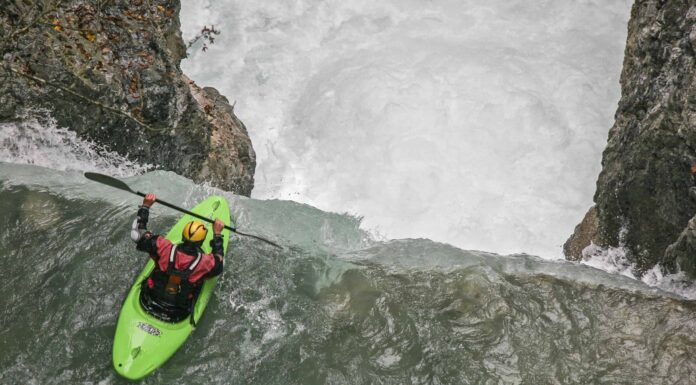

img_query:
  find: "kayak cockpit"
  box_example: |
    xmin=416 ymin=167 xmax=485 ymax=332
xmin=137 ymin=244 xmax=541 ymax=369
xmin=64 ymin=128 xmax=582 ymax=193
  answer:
xmin=139 ymin=286 xmax=193 ymax=324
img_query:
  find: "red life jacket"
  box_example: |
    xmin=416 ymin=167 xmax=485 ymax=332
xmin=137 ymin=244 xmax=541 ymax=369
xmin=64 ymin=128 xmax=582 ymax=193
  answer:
xmin=145 ymin=237 xmax=216 ymax=309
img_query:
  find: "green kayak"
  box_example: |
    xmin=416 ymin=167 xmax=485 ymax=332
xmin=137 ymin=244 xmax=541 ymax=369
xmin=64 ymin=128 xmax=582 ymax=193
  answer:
xmin=112 ymin=196 xmax=231 ymax=380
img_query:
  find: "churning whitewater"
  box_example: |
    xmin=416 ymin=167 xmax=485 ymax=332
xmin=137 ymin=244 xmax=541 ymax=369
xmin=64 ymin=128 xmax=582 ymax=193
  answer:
xmin=181 ymin=0 xmax=633 ymax=258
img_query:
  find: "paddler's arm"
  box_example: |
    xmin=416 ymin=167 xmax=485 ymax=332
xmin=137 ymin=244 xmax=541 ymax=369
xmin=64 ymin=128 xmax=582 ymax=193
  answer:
xmin=206 ymin=219 xmax=226 ymax=278
xmin=130 ymin=193 xmax=160 ymax=255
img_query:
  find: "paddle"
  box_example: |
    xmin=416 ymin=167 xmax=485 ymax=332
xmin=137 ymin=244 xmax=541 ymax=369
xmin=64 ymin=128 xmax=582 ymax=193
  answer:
xmin=84 ymin=172 xmax=283 ymax=249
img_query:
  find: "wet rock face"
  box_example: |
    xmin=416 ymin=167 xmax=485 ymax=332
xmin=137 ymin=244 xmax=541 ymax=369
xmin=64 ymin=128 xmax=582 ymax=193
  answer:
xmin=0 ymin=0 xmax=255 ymax=195
xmin=566 ymin=1 xmax=696 ymax=274
xmin=188 ymin=79 xmax=256 ymax=196
xmin=563 ymin=206 xmax=599 ymax=261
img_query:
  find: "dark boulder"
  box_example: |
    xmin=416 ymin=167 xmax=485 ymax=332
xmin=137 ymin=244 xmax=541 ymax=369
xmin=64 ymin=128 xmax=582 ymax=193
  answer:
xmin=0 ymin=0 xmax=255 ymax=195
xmin=565 ymin=1 xmax=696 ymax=275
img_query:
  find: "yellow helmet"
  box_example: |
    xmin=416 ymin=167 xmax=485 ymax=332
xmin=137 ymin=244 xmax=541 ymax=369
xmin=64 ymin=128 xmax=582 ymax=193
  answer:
xmin=182 ymin=221 xmax=208 ymax=243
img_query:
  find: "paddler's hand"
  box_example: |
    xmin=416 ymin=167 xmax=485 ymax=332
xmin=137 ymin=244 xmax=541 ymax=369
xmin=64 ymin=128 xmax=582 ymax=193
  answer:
xmin=213 ymin=219 xmax=224 ymax=235
xmin=142 ymin=193 xmax=156 ymax=208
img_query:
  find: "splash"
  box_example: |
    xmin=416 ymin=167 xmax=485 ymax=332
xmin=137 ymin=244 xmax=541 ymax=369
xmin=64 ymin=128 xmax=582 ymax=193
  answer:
xmin=181 ymin=0 xmax=633 ymax=258
xmin=0 ymin=118 xmax=151 ymax=176
xmin=581 ymin=243 xmax=696 ymax=300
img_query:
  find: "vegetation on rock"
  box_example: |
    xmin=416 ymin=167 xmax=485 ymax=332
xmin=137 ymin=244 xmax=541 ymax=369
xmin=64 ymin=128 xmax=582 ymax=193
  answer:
xmin=0 ymin=0 xmax=255 ymax=195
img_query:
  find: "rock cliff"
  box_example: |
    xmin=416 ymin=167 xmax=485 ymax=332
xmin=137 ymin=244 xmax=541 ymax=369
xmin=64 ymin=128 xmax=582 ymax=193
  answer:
xmin=565 ymin=1 xmax=696 ymax=276
xmin=0 ymin=0 xmax=255 ymax=195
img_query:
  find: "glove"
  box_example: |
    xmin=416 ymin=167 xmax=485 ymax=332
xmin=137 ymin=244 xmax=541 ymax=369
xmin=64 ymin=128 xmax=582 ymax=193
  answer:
xmin=213 ymin=218 xmax=224 ymax=235
xmin=142 ymin=193 xmax=156 ymax=208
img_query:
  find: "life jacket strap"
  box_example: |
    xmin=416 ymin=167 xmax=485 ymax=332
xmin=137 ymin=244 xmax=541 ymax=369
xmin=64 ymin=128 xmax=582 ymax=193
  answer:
xmin=168 ymin=244 xmax=178 ymax=269
xmin=166 ymin=245 xmax=201 ymax=275
xmin=188 ymin=253 xmax=203 ymax=271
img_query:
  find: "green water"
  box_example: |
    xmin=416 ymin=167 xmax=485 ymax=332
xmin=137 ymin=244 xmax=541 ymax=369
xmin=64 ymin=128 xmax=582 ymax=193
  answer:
xmin=1 ymin=164 xmax=696 ymax=385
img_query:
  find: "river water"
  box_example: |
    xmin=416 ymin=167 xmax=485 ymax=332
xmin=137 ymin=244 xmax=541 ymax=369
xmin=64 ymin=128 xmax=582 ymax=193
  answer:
xmin=1 ymin=162 xmax=696 ymax=384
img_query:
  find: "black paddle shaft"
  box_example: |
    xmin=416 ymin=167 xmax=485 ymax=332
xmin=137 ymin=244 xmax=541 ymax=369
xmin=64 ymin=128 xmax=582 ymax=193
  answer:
xmin=132 ymin=190 xmax=236 ymax=232
xmin=83 ymin=172 xmax=283 ymax=249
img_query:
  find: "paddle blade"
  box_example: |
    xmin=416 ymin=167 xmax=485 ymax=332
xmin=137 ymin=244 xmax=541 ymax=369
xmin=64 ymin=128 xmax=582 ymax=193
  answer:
xmin=84 ymin=172 xmax=134 ymax=193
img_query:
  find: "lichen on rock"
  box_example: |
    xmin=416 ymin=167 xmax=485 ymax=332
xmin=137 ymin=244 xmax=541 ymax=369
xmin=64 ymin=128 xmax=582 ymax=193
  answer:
xmin=0 ymin=0 xmax=255 ymax=195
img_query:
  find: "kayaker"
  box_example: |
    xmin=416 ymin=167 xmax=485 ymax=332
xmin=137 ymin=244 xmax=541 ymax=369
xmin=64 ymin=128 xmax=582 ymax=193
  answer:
xmin=130 ymin=193 xmax=225 ymax=322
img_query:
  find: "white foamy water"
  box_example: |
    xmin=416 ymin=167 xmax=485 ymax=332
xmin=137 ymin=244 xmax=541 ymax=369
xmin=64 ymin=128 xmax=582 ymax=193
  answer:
xmin=180 ymin=0 xmax=633 ymax=258
xmin=0 ymin=119 xmax=151 ymax=177
xmin=581 ymin=243 xmax=696 ymax=300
